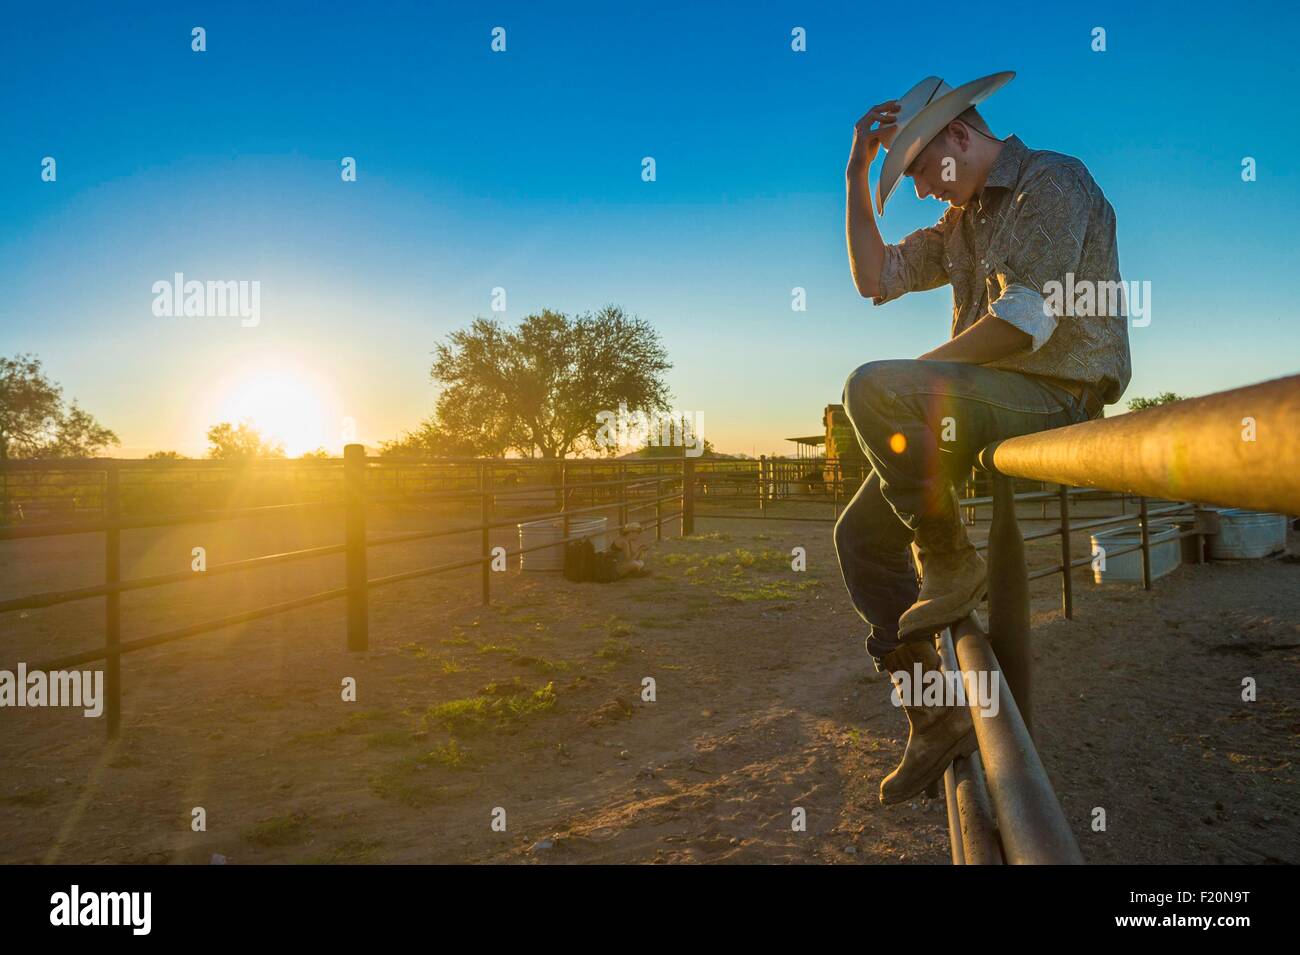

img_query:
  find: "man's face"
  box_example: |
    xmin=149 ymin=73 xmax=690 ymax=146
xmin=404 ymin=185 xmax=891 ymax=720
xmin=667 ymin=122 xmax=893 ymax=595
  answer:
xmin=905 ymin=124 xmax=978 ymax=208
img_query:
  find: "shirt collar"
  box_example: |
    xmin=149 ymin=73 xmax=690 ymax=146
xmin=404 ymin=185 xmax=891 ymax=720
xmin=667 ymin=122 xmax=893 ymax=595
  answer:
xmin=982 ymin=134 xmax=1027 ymax=192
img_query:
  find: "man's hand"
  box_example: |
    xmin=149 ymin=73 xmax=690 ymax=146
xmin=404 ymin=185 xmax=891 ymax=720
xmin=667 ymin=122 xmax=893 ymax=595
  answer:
xmin=918 ymin=314 xmax=1032 ymax=364
xmin=847 ymin=101 xmax=901 ymax=176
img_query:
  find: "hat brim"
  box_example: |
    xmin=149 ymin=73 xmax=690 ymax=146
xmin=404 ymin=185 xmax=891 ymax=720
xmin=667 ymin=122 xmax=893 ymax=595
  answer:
xmin=874 ymin=71 xmax=1015 ymax=216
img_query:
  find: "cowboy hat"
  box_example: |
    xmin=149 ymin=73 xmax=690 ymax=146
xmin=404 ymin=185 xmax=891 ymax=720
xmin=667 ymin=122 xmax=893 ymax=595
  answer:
xmin=874 ymin=71 xmax=1015 ymax=215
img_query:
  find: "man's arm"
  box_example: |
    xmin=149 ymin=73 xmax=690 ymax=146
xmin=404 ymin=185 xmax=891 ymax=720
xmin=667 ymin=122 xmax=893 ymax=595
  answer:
xmin=844 ymin=101 xmax=898 ymax=298
xmin=918 ymin=313 xmax=1032 ymax=363
xmin=845 ymin=102 xmax=951 ymax=304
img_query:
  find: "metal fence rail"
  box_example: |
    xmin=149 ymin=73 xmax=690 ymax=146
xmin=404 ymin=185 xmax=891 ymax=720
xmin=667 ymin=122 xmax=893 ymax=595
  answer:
xmin=940 ymin=373 xmax=1300 ymax=864
xmin=689 ymin=456 xmax=1204 ymax=619
xmin=4 ymin=373 xmax=1295 ymax=864
xmin=0 ymin=450 xmax=685 ymax=738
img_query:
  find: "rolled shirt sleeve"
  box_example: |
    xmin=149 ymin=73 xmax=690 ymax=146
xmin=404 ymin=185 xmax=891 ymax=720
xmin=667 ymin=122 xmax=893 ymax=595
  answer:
xmin=987 ymin=283 xmax=1057 ymax=351
xmin=988 ymin=169 xmax=1092 ymax=350
xmin=872 ymin=217 xmax=952 ymax=306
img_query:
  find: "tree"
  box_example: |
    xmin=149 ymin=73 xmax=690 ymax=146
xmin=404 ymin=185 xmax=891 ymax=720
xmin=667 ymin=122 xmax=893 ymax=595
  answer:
xmin=634 ymin=418 xmax=717 ymax=459
xmin=206 ymin=421 xmax=285 ymax=460
xmin=146 ymin=450 xmax=187 ymax=460
xmin=635 ymin=429 xmax=715 ymax=458
xmin=425 ymin=305 xmax=672 ymax=458
xmin=0 ymin=353 xmax=119 ymax=461
xmin=1126 ymin=391 xmax=1184 ymax=413
xmin=379 ymin=420 xmax=479 ymax=458
xmin=298 ymin=448 xmax=331 ymax=460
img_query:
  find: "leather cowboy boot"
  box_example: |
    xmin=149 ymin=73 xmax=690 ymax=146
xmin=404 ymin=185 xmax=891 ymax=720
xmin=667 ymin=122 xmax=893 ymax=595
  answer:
xmin=879 ymin=637 xmax=977 ymax=805
xmin=897 ymin=485 xmax=987 ymax=639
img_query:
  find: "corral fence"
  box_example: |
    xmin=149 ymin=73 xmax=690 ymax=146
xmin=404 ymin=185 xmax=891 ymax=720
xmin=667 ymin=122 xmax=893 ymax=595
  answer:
xmin=0 ymin=453 xmax=684 ymax=738
xmin=687 ymin=456 xmax=1206 ymax=620
xmin=3 ymin=374 xmax=1296 ymax=867
xmin=678 ymin=378 xmax=1297 ymax=863
xmin=943 ymin=374 xmax=1299 ymax=864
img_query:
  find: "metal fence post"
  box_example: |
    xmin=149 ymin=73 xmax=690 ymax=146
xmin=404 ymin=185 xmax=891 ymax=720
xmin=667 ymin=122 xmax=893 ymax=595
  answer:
xmin=1058 ymin=484 xmax=1073 ymax=619
xmin=344 ymin=444 xmax=369 ymax=651
xmin=560 ymin=460 xmax=569 ymax=541
xmin=1138 ymin=496 xmax=1152 ymax=591
xmin=480 ymin=462 xmax=492 ymax=605
xmin=988 ymin=472 xmax=1033 ymax=734
xmin=759 ymin=455 xmax=767 ymax=517
xmin=831 ymin=459 xmax=840 ymax=520
xmin=655 ymin=462 xmax=663 ymax=542
xmin=104 ymin=465 xmax=121 ymax=739
xmin=682 ymin=456 xmax=695 ymax=536
xmin=618 ymin=461 xmax=627 ymax=529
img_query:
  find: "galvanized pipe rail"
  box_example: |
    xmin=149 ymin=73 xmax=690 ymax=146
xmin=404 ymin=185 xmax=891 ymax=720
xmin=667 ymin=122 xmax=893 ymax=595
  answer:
xmin=941 ymin=616 xmax=1083 ymax=865
xmin=982 ymin=374 xmax=1300 ymax=516
xmin=944 ymin=374 xmax=1300 ymax=864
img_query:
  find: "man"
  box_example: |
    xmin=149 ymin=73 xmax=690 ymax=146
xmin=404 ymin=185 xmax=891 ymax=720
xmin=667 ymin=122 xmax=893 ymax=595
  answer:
xmin=838 ymin=72 xmax=1130 ymax=804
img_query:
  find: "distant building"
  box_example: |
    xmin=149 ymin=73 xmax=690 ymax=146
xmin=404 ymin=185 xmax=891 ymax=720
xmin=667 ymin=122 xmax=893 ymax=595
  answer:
xmin=783 ymin=405 xmax=868 ymax=492
xmin=823 ymin=404 xmax=868 ymax=488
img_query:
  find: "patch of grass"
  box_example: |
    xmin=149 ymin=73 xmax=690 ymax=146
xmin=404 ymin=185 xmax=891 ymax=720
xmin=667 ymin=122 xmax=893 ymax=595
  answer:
xmin=422 ymin=739 xmax=474 ymax=771
xmin=718 ymin=581 xmax=795 ymax=601
xmin=306 ymin=838 xmax=384 ymax=865
xmin=290 ymin=710 xmax=392 ymax=744
xmin=0 ymin=787 xmax=51 ymax=808
xmin=683 ymin=531 xmax=731 ymax=542
xmin=244 ymin=811 xmax=311 ymax=848
xmin=659 ymin=546 xmax=817 ymax=602
xmin=604 ymin=615 xmax=634 ymax=639
xmin=511 ymin=655 xmax=571 ymax=674
xmin=596 ymin=638 xmax=633 ymax=660
xmin=479 ymin=677 xmax=530 ymax=697
xmin=440 ymin=658 xmax=466 ymax=674
xmin=398 ymin=642 xmax=429 ymax=658
xmin=717 ymin=577 xmax=823 ymax=602
xmin=662 ymin=547 xmax=788 ymax=572
xmin=426 ymin=682 xmax=557 ymax=736
xmin=441 ymin=635 xmax=472 ymax=647
xmin=369 ymin=760 xmax=448 ymax=808
xmin=477 ymin=643 xmax=520 ymax=656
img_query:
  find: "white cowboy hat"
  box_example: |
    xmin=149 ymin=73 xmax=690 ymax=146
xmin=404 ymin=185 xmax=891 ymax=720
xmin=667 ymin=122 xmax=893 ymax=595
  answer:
xmin=875 ymin=71 xmax=1015 ymax=215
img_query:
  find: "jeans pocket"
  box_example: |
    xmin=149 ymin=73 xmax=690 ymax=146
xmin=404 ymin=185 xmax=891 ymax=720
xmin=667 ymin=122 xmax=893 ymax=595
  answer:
xmin=1043 ymin=383 xmax=1088 ymax=423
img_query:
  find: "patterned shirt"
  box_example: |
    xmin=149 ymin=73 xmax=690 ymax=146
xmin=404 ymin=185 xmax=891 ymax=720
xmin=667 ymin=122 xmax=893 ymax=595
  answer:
xmin=873 ymin=135 xmax=1132 ymax=404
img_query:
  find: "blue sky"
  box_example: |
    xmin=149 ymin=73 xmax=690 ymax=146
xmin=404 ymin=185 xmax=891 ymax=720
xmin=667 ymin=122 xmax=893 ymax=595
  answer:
xmin=2 ymin=0 xmax=1297 ymax=456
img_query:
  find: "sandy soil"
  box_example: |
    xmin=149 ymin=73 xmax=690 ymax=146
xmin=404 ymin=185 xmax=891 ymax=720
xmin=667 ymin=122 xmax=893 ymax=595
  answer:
xmin=0 ymin=498 xmax=1295 ymax=865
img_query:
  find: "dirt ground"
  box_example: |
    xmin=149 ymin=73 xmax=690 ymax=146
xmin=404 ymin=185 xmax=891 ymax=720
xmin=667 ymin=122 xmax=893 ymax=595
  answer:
xmin=0 ymin=498 xmax=1295 ymax=865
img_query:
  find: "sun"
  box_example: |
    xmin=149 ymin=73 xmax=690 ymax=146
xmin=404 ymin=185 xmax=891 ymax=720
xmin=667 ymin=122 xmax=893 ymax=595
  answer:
xmin=211 ymin=361 xmax=338 ymax=457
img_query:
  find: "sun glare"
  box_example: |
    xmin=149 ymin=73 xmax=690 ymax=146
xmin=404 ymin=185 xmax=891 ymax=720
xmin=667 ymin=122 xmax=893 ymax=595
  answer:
xmin=211 ymin=362 xmax=338 ymax=457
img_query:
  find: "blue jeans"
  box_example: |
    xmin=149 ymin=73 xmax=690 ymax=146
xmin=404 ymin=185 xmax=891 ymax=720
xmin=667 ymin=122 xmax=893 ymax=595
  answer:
xmin=832 ymin=360 xmax=1091 ymax=666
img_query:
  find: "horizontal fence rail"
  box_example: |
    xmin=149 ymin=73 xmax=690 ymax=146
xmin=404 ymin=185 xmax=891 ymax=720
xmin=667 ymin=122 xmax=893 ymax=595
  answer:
xmin=1 ymin=450 xmax=688 ymax=737
xmin=943 ymin=373 xmax=1299 ymax=864
xmin=5 ymin=376 xmax=1294 ymax=864
xmin=984 ymin=374 xmax=1300 ymax=516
